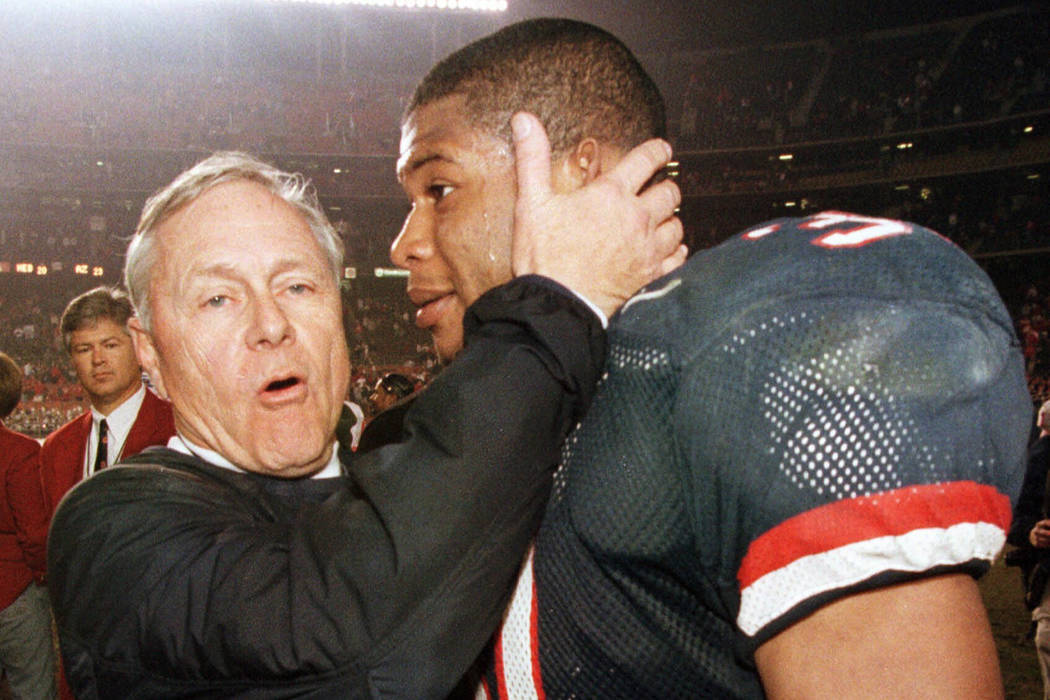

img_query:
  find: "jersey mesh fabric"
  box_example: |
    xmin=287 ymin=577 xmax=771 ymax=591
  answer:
xmin=697 ymin=294 xmax=1017 ymax=641
xmin=534 ymin=335 xmax=754 ymax=698
xmin=484 ymin=213 xmax=1030 ymax=700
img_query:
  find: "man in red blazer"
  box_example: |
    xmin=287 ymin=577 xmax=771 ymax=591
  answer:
xmin=40 ymin=287 xmax=175 ymax=516
xmin=0 ymin=351 xmax=56 ymax=698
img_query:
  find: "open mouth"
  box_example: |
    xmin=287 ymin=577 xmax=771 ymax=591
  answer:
xmin=258 ymin=374 xmax=307 ymax=408
xmin=265 ymin=376 xmax=301 ymax=392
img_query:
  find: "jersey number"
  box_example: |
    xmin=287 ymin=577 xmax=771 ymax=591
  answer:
xmin=744 ymin=212 xmax=914 ymax=248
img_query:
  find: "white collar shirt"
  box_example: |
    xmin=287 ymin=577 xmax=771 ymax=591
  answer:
xmin=85 ymin=383 xmax=146 ymax=478
xmin=167 ymin=435 xmax=343 ymax=479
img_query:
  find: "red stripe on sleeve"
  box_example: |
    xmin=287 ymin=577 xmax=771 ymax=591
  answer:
xmin=738 ymin=481 xmax=1010 ymax=589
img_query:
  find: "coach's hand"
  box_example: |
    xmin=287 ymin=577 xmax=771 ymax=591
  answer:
xmin=510 ymin=112 xmax=686 ymax=319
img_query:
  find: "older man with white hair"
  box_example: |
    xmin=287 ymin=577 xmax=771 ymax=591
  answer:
xmin=46 ymin=131 xmax=684 ymax=698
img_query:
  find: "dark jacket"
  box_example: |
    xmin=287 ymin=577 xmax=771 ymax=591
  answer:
xmin=47 ymin=277 xmax=605 ymax=699
xmin=1008 ymin=433 xmax=1050 ymax=606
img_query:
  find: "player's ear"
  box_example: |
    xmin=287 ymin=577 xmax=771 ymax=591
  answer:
xmin=550 ymin=138 xmax=601 ymax=193
xmin=128 ymin=317 xmax=168 ymax=400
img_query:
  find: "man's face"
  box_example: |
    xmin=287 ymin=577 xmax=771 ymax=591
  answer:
xmin=68 ymin=318 xmax=142 ymax=414
xmin=133 ymin=180 xmax=350 ymax=477
xmin=392 ymin=95 xmax=518 ymax=361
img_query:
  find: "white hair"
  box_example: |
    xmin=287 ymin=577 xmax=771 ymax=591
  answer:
xmin=124 ymin=152 xmax=344 ymax=331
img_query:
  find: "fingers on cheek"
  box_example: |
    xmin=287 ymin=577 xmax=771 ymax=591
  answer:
xmin=659 ymin=219 xmax=684 ymax=248
xmin=664 ymin=182 xmax=682 ymax=212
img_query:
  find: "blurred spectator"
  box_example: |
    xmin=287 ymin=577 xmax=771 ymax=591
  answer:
xmin=1008 ymin=399 xmax=1050 ymax=699
xmin=369 ymin=372 xmax=416 ymax=417
xmin=0 ymin=351 xmax=57 ymax=700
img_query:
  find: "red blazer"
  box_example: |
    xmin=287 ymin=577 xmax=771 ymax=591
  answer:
xmin=40 ymin=388 xmax=175 ymax=517
xmin=0 ymin=423 xmax=49 ymax=610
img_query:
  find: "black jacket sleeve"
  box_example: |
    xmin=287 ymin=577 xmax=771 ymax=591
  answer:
xmin=1009 ymin=435 xmax=1050 ymax=547
xmin=47 ymin=275 xmax=605 ymax=699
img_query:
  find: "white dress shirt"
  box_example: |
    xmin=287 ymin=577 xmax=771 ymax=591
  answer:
xmin=167 ymin=435 xmax=343 ymax=479
xmin=84 ymin=384 xmax=146 ymax=479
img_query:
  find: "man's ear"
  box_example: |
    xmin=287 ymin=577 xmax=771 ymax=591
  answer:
xmin=550 ymin=138 xmax=601 ymax=193
xmin=128 ymin=317 xmax=168 ymax=400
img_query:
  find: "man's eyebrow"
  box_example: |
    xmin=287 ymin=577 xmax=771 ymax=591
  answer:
xmin=186 ymin=258 xmax=317 ymax=284
xmin=186 ymin=262 xmax=241 ymax=280
xmin=73 ymin=334 xmax=123 ymax=348
xmin=398 ymin=152 xmax=451 ymax=179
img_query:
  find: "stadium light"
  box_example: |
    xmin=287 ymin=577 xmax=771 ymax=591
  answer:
xmin=264 ymin=0 xmax=508 ymax=10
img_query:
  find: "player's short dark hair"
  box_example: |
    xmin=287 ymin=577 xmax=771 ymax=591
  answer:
xmin=405 ymin=17 xmax=666 ymax=156
xmin=379 ymin=373 xmax=415 ymax=401
xmin=0 ymin=352 xmax=23 ymax=420
xmin=60 ymin=286 xmax=134 ymax=354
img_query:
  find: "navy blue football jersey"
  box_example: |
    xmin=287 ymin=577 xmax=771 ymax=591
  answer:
xmin=478 ymin=212 xmax=1031 ymax=699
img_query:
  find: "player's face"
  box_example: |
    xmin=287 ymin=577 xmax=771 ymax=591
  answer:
xmin=393 ymin=95 xmax=517 ymax=362
xmin=132 ymin=180 xmax=350 ymax=477
xmin=68 ymin=318 xmax=142 ymax=414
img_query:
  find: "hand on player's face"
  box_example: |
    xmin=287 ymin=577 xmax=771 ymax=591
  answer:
xmin=509 ymin=112 xmax=687 ymax=319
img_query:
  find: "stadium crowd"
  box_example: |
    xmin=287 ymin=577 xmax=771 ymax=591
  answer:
xmin=0 ymin=4 xmax=1046 ymax=698
xmin=0 ymin=0 xmax=1046 ymax=494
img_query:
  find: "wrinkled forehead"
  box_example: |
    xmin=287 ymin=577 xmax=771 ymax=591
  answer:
xmin=156 ymin=180 xmax=311 ymax=249
xmin=150 ymin=181 xmax=328 ymax=295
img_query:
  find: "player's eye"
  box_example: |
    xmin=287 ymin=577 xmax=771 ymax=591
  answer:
xmin=429 ymin=184 xmax=454 ymax=202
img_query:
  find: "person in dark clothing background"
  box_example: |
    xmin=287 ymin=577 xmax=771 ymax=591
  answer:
xmin=1009 ymin=399 xmax=1050 ymax=698
xmin=355 ymin=372 xmax=417 ymax=455
xmin=370 ymin=372 xmax=415 ymax=415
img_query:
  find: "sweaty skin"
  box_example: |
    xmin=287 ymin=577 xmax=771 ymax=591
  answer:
xmin=394 ymin=99 xmax=686 ymax=361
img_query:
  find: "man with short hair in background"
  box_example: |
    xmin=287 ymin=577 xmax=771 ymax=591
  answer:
xmin=39 ymin=287 xmax=174 ymax=516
